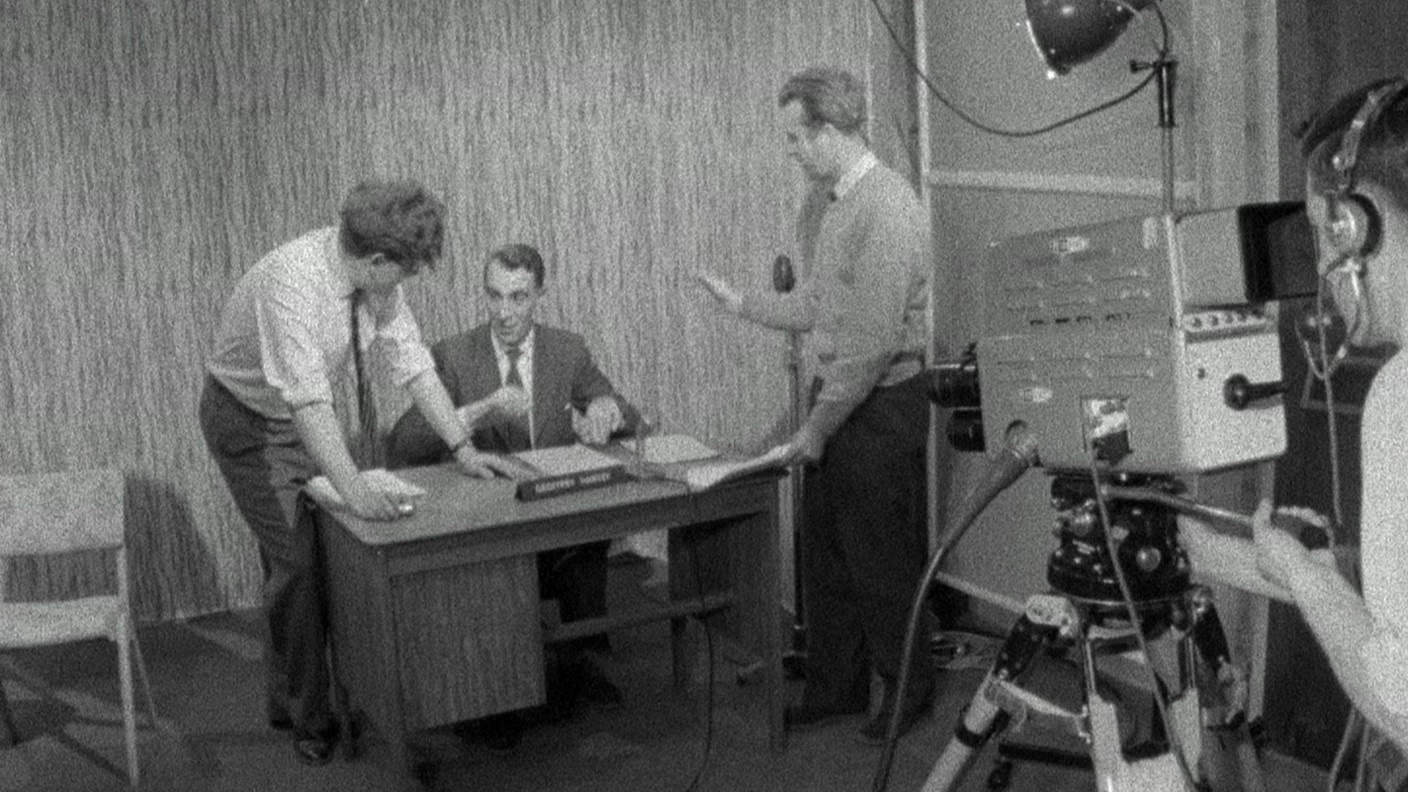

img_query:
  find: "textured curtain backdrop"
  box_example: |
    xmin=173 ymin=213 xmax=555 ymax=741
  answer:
xmin=0 ymin=0 xmax=869 ymax=619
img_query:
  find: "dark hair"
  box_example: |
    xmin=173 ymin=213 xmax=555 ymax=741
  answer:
xmin=777 ymin=67 xmax=867 ymax=135
xmin=1301 ymin=77 xmax=1408 ymax=210
xmin=338 ymin=180 xmax=445 ymax=272
xmin=485 ymin=243 xmax=546 ymax=289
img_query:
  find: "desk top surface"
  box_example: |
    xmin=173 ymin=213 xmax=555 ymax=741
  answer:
xmin=319 ymin=463 xmax=776 ymax=547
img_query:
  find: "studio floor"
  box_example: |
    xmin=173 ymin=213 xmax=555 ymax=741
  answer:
xmin=0 ymin=555 xmax=1329 ymax=792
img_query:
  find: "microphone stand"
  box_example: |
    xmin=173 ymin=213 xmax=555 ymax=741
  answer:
xmin=783 ymin=327 xmax=808 ymax=678
xmin=774 ymin=255 xmax=809 ymax=679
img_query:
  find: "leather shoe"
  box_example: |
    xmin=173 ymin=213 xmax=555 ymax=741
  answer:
xmin=854 ymin=691 xmax=934 ymax=746
xmin=292 ymin=727 xmax=337 ymax=766
xmin=572 ymin=659 xmax=624 ymax=708
xmin=783 ymin=702 xmax=867 ymax=733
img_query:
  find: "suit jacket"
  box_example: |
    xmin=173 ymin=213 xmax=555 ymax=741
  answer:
xmin=386 ymin=323 xmax=641 ymax=466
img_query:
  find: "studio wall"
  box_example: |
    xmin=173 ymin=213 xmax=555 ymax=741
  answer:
xmin=0 ymin=0 xmax=871 ymax=620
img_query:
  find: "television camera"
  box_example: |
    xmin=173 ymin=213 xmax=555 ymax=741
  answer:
xmin=900 ymin=202 xmax=1316 ymax=791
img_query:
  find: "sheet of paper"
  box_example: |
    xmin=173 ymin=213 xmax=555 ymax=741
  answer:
xmin=618 ymin=433 xmax=718 ymax=465
xmin=306 ymin=469 xmax=426 ymax=510
xmin=682 ymin=444 xmax=790 ymax=492
xmin=514 ymin=444 xmax=622 ymax=477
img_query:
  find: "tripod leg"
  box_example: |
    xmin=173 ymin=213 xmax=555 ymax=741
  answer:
xmin=921 ymin=679 xmax=1008 ymax=792
xmin=920 ymin=612 xmax=1060 ymax=792
xmin=1186 ymin=586 xmax=1268 ymax=792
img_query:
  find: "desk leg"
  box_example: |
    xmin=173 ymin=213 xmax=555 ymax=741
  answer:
xmin=670 ymin=502 xmax=785 ymax=752
xmin=670 ymin=615 xmax=693 ymax=690
xmin=0 ymin=680 xmax=16 ymax=746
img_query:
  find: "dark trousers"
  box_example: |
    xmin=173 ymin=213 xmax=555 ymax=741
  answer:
xmin=199 ymin=375 xmax=331 ymax=733
xmin=538 ymin=540 xmax=611 ymax=656
xmin=800 ymin=372 xmax=935 ymax=711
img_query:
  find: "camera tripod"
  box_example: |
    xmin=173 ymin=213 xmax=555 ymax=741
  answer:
xmin=920 ymin=474 xmax=1249 ymax=792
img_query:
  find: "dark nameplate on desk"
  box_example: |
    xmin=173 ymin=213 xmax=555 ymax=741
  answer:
xmin=515 ymin=463 xmax=631 ymax=501
xmin=509 ymin=445 xmax=634 ymax=502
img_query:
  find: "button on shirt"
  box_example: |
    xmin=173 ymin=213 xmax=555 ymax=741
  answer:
xmin=207 ymin=227 xmax=435 ymax=420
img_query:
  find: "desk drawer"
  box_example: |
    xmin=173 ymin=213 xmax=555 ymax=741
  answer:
xmin=391 ymin=555 xmax=543 ymax=730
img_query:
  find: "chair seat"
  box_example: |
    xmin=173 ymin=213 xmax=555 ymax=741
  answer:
xmin=0 ymin=597 xmax=124 ymax=648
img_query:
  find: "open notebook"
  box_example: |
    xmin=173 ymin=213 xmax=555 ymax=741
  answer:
xmin=512 ymin=444 xmax=622 ymax=476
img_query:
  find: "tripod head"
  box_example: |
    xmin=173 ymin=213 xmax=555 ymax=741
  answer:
xmin=1046 ymin=472 xmax=1192 ymax=628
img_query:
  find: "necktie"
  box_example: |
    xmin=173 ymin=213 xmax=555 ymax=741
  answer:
xmin=350 ymin=290 xmax=380 ymax=466
xmin=501 ymin=345 xmax=530 ymax=451
xmin=504 ymin=345 xmax=523 ymax=388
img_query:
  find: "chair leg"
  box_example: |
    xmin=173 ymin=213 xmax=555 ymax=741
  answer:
xmin=0 ymin=676 xmax=18 ymax=747
xmin=117 ymin=632 xmax=140 ymax=787
xmin=131 ymin=634 xmax=159 ymax=728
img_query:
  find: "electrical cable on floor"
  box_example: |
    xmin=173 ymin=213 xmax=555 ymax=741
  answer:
xmin=681 ymin=494 xmax=716 ymax=792
xmin=1299 ymin=282 xmax=1365 ymax=792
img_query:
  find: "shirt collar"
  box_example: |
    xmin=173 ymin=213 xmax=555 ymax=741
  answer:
xmin=493 ymin=326 xmax=536 ymax=362
xmin=831 ymin=151 xmax=877 ymax=202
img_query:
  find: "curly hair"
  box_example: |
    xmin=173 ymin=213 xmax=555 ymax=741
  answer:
xmin=338 ymin=180 xmax=446 ymax=272
xmin=777 ymin=66 xmax=867 ymax=135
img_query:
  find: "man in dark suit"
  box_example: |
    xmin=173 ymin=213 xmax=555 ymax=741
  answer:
xmin=386 ymin=242 xmax=642 ymax=750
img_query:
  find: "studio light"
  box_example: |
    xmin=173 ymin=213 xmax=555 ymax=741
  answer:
xmin=1024 ymin=0 xmax=1176 ymax=211
xmin=1024 ymin=0 xmax=1156 ymax=77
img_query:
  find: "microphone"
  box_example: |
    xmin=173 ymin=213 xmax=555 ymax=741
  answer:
xmin=772 ymin=254 xmax=795 ymax=293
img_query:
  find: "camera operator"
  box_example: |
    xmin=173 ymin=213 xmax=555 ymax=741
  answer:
xmin=1179 ymin=79 xmax=1408 ymax=772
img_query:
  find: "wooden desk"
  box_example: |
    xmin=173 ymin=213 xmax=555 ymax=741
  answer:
xmin=314 ymin=465 xmax=784 ymax=776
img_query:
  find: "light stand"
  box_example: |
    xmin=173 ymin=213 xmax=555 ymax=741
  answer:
xmin=1132 ymin=53 xmax=1178 ymax=213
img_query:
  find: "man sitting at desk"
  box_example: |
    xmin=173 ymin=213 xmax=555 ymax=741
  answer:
xmin=387 ymin=241 xmax=642 ymax=751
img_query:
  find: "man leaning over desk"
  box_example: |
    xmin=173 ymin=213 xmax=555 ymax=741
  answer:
xmin=386 ymin=242 xmax=642 ymax=752
xmin=200 ymin=180 xmax=522 ymax=767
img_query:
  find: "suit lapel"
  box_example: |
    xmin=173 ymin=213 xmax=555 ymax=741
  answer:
xmin=528 ymin=329 xmax=546 ymax=448
xmin=470 ymin=326 xmax=522 ymax=452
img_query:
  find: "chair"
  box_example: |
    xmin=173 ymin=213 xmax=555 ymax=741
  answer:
xmin=0 ymin=468 xmax=159 ymax=787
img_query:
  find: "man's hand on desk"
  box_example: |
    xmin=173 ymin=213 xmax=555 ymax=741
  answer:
xmin=571 ymin=397 xmax=623 ymax=446
xmin=344 ymin=471 xmax=417 ymax=521
xmin=453 ymin=445 xmax=534 ymax=480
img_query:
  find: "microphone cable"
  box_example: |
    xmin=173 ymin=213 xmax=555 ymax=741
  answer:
xmin=681 ymin=511 xmax=717 ymax=792
xmin=871 ymin=424 xmax=1039 ymax=792
xmin=1085 ymin=458 xmax=1201 ymax=792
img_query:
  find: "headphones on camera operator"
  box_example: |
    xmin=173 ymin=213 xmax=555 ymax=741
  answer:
xmin=1301 ymin=77 xmax=1408 ymax=377
xmin=1322 ymin=78 xmax=1408 ymax=264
